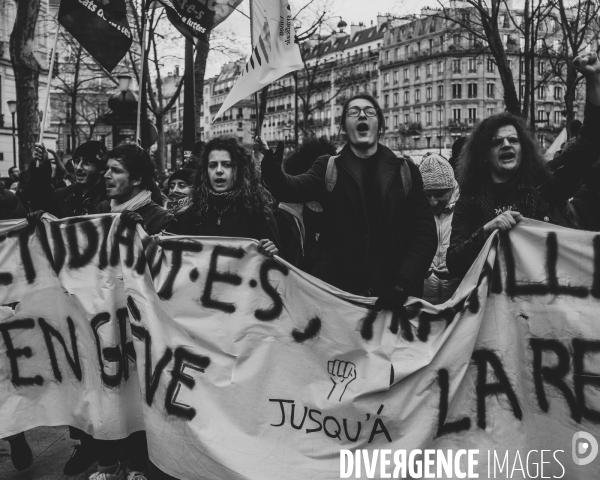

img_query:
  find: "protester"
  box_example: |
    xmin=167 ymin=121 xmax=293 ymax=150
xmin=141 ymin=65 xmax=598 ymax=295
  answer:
xmin=275 ymin=138 xmax=337 ymax=270
xmin=164 ymin=168 xmax=194 ymax=216
xmin=258 ymin=94 xmax=437 ymax=308
xmin=48 ymin=148 xmax=69 ymax=189
xmin=31 ymin=141 xmax=108 ymax=218
xmin=419 ymin=153 xmax=461 ymax=304
xmin=1 ymin=166 xmax=20 ymax=189
xmin=93 ymin=143 xmax=173 ymax=235
xmin=447 ymin=53 xmax=600 ymax=278
xmin=166 ymin=137 xmax=280 ymax=256
xmin=564 ymin=161 xmax=600 ymax=231
xmin=448 ymin=137 xmax=466 ymax=174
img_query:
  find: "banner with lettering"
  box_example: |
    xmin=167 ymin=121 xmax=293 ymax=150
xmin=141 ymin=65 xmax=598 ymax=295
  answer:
xmin=0 ymin=215 xmax=598 ymax=479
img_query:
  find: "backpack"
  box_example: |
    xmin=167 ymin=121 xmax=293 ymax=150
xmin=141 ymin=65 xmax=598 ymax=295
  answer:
xmin=324 ymin=154 xmax=413 ymax=196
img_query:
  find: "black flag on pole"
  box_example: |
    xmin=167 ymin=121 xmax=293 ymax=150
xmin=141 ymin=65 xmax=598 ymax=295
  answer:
xmin=58 ymin=0 xmax=133 ymax=72
xmin=149 ymin=0 xmax=243 ymax=55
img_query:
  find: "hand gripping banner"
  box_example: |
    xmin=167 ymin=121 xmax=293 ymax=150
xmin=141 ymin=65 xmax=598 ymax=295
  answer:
xmin=0 ymin=215 xmax=599 ymax=479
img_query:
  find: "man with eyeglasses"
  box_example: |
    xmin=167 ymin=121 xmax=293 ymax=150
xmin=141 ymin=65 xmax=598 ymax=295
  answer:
xmin=447 ymin=53 xmax=600 ymax=278
xmin=31 ymin=141 xmax=108 ymax=218
xmin=257 ymin=94 xmax=436 ymax=312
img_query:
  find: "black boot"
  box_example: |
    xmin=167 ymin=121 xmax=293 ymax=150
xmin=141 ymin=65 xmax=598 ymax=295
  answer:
xmin=8 ymin=432 xmax=33 ymax=471
xmin=63 ymin=437 xmax=98 ymax=474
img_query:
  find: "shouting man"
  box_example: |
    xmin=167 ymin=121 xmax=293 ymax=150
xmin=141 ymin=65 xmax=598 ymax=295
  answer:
xmin=257 ymin=94 xmax=436 ymax=312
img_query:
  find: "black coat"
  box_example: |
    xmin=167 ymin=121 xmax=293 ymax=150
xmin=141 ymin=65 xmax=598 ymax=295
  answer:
xmin=166 ymin=206 xmax=281 ymax=247
xmin=447 ymin=102 xmax=600 ymax=278
xmin=261 ymin=143 xmax=437 ymax=297
xmin=0 ymin=184 xmax=27 ymax=220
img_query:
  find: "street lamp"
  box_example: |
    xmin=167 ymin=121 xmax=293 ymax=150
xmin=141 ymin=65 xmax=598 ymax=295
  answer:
xmin=7 ymin=101 xmax=17 ymax=167
xmin=117 ymin=75 xmax=132 ymax=100
xmin=543 ymin=100 xmax=554 ymax=125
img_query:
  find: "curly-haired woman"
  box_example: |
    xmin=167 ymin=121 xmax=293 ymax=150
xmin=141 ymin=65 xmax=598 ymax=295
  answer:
xmin=166 ymin=137 xmax=280 ymax=256
xmin=447 ymin=53 xmax=600 ymax=278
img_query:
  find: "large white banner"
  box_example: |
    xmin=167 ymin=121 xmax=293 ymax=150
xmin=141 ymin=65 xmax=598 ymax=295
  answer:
xmin=0 ymin=215 xmax=599 ymax=479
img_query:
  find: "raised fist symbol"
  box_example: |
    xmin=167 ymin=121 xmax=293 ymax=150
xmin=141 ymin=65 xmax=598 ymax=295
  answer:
xmin=327 ymin=360 xmax=357 ymax=402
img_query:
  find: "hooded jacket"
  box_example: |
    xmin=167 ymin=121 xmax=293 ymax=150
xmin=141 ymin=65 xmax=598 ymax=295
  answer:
xmin=423 ymin=185 xmax=461 ymax=304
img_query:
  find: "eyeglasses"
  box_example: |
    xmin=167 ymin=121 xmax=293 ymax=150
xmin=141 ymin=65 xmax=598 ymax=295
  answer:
xmin=347 ymin=106 xmax=377 ymax=117
xmin=491 ymin=135 xmax=520 ymax=148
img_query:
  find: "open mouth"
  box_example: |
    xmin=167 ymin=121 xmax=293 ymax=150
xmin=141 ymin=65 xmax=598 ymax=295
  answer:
xmin=357 ymin=123 xmax=369 ymax=132
xmin=499 ymin=151 xmax=515 ymax=161
xmin=214 ymin=179 xmax=226 ymax=185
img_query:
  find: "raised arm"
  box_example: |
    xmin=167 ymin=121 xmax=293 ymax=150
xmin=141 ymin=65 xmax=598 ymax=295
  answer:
xmin=257 ymin=138 xmax=326 ymax=203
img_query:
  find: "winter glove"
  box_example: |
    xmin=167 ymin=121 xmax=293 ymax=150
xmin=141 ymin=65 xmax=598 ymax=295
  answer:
xmin=120 ymin=211 xmax=146 ymax=231
xmin=260 ymin=141 xmax=285 ymax=178
xmin=375 ymin=285 xmax=408 ymax=312
xmin=26 ymin=210 xmax=45 ymax=225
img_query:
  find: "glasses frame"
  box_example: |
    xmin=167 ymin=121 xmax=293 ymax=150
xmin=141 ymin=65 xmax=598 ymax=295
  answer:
xmin=491 ymin=135 xmax=520 ymax=148
xmin=346 ymin=106 xmax=378 ymax=118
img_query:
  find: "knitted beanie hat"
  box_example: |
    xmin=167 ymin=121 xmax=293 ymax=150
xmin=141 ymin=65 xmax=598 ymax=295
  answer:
xmin=419 ymin=152 xmax=455 ymax=190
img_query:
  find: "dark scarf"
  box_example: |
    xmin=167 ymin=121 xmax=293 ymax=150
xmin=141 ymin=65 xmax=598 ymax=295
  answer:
xmin=204 ymin=189 xmax=241 ymax=219
xmin=477 ymin=175 xmax=540 ymax=223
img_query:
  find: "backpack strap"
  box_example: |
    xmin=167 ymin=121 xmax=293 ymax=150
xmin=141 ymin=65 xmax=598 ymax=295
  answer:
xmin=325 ymin=155 xmax=339 ymax=193
xmin=399 ymin=157 xmax=412 ymax=197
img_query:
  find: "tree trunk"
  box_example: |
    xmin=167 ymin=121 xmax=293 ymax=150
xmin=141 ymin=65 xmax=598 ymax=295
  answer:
xmin=194 ymin=31 xmax=211 ymax=137
xmin=9 ymin=0 xmax=42 ymax=168
xmin=71 ymin=46 xmax=82 ymax=150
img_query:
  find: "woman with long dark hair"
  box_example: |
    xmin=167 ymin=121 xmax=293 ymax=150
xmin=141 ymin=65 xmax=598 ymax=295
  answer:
xmin=446 ymin=53 xmax=600 ymax=278
xmin=167 ymin=137 xmax=280 ymax=255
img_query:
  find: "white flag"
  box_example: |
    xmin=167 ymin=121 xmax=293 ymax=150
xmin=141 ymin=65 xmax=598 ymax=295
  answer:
xmin=212 ymin=0 xmax=303 ymax=121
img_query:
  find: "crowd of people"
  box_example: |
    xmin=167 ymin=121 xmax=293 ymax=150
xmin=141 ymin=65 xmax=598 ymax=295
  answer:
xmin=2 ymin=53 xmax=600 ymax=479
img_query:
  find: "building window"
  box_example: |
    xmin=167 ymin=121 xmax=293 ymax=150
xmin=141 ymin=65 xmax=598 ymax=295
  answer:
xmin=452 ymin=84 xmax=462 ymax=99
xmin=453 ymin=109 xmax=461 ymax=121
xmin=437 ymin=61 xmax=444 ymax=75
xmin=426 ymin=63 xmax=432 ymax=76
xmin=404 ymin=68 xmax=409 ymax=81
xmin=404 ymin=113 xmax=410 ymax=124
xmin=468 ymin=58 xmax=477 ymax=72
xmin=554 ymin=86 xmax=562 ymax=100
xmin=487 ymin=107 xmax=495 ymax=118
xmin=468 ymin=107 xmax=477 ymax=123
xmin=416 ymin=112 xmax=421 ymax=123
xmin=437 ymin=110 xmax=443 ymax=124
xmin=385 ymin=116 xmax=389 ymax=127
xmin=452 ymin=59 xmax=461 ymax=73
xmin=426 ymin=110 xmax=432 ymax=126
xmin=415 ymin=89 xmax=421 ymax=103
xmin=554 ymin=111 xmax=561 ymax=124
xmin=437 ymin=85 xmax=444 ymax=100
xmin=487 ymin=83 xmax=495 ymax=98
xmin=520 ymin=60 xmax=525 ymax=75
xmin=394 ymin=115 xmax=399 ymax=128
xmin=521 ymin=84 xmax=526 ymax=99
xmin=393 ymin=70 xmax=399 ymax=83
xmin=537 ymin=109 xmax=546 ymax=122
xmin=415 ymin=66 xmax=421 ymax=80
xmin=487 ymin=58 xmax=495 ymax=73
xmin=538 ymin=61 xmax=545 ymax=76
xmin=394 ymin=92 xmax=399 ymax=106
xmin=384 ymin=94 xmax=389 ymax=108
xmin=468 ymin=83 xmax=477 ymax=98
xmin=426 ymin=87 xmax=432 ymax=101
xmin=404 ymin=91 xmax=410 ymax=104
xmin=384 ymin=73 xmax=389 ymax=86
xmin=537 ymin=86 xmax=545 ymax=100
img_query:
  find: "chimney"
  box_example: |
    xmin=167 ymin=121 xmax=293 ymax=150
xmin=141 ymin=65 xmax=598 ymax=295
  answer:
xmin=377 ymin=14 xmax=389 ymax=27
xmin=350 ymin=22 xmax=367 ymax=36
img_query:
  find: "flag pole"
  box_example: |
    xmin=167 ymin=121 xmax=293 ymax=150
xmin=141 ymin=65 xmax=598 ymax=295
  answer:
xmin=136 ymin=3 xmax=150 ymax=145
xmin=249 ymin=0 xmax=261 ymax=138
xmin=39 ymin=18 xmax=60 ymax=145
